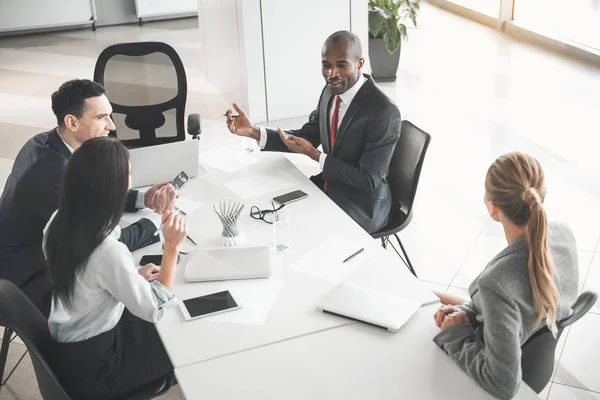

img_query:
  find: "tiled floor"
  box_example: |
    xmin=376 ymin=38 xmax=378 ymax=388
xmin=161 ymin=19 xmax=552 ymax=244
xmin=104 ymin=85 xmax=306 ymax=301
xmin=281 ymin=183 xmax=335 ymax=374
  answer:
xmin=0 ymin=3 xmax=599 ymax=399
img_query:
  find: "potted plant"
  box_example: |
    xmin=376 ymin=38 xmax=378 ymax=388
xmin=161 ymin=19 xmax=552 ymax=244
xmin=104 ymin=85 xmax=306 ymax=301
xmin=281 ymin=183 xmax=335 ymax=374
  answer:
xmin=368 ymin=0 xmax=419 ymax=81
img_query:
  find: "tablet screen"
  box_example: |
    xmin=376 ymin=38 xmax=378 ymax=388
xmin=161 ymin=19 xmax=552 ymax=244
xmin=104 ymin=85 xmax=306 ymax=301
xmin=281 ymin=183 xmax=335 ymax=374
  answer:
xmin=183 ymin=290 xmax=238 ymax=318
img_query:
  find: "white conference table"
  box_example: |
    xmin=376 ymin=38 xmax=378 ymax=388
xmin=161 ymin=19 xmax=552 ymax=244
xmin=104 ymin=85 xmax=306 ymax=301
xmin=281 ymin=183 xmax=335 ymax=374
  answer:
xmin=174 ymin=305 xmax=540 ymax=400
xmin=127 ymin=149 xmax=535 ymax=399
xmin=130 ymin=152 xmax=437 ymax=369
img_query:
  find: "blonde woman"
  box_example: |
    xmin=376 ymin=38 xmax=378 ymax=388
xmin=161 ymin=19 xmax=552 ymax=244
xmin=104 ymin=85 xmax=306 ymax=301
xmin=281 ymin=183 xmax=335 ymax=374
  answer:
xmin=432 ymin=152 xmax=578 ymax=400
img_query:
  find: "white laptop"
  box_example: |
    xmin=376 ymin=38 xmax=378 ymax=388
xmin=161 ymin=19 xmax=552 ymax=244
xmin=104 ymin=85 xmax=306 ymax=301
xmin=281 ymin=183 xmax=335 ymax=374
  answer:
xmin=317 ymin=284 xmax=421 ymax=332
xmin=184 ymin=247 xmax=272 ymax=283
xmin=129 ymin=140 xmax=200 ymax=188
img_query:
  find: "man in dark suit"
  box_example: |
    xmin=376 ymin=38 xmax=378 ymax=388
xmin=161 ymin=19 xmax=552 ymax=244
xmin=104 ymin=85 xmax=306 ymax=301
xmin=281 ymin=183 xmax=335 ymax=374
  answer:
xmin=0 ymin=79 xmax=177 ymax=315
xmin=225 ymin=31 xmax=401 ymax=233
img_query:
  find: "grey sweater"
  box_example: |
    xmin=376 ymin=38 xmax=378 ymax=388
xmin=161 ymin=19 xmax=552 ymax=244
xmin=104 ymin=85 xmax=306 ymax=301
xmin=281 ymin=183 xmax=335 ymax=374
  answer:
xmin=433 ymin=222 xmax=579 ymax=400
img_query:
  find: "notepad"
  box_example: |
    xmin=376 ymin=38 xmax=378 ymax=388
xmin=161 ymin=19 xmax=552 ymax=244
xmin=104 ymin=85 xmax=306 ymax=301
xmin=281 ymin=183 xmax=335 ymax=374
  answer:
xmin=317 ymin=284 xmax=421 ymax=332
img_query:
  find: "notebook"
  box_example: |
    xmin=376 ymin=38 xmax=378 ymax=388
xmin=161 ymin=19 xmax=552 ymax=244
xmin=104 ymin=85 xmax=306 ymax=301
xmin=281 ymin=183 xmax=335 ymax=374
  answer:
xmin=317 ymin=284 xmax=421 ymax=332
xmin=184 ymin=247 xmax=272 ymax=282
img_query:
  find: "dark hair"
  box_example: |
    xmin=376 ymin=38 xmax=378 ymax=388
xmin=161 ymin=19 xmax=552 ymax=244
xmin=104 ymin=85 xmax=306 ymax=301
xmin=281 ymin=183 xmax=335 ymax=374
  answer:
xmin=323 ymin=30 xmax=363 ymax=61
xmin=51 ymin=79 xmax=106 ymax=128
xmin=45 ymin=137 xmax=129 ymax=308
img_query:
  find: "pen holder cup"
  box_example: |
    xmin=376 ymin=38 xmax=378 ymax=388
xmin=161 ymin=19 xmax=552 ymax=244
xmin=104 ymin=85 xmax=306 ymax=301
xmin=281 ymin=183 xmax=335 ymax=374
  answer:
xmin=214 ymin=201 xmax=245 ymax=247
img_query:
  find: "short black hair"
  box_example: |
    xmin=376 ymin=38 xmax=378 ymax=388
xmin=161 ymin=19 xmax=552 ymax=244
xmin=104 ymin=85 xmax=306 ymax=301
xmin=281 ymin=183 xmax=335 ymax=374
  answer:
xmin=323 ymin=31 xmax=363 ymax=61
xmin=51 ymin=79 xmax=106 ymax=127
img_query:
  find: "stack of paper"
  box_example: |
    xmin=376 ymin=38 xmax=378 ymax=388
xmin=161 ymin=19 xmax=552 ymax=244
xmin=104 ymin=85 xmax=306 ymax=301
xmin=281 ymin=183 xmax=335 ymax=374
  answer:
xmin=199 ymin=146 xmax=261 ymax=174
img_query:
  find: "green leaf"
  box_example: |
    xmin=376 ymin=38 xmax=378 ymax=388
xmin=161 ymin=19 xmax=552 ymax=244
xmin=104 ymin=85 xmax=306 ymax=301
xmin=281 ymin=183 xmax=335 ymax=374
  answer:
xmin=369 ymin=11 xmax=384 ymax=38
xmin=383 ymin=19 xmax=401 ymax=54
xmin=399 ymin=23 xmax=408 ymax=41
xmin=410 ymin=10 xmax=417 ymax=27
xmin=413 ymin=1 xmax=420 ymax=10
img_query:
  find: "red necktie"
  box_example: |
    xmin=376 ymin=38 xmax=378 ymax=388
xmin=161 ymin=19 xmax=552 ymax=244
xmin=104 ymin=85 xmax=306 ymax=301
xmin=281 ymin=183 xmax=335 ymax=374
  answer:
xmin=329 ymin=95 xmax=342 ymax=149
xmin=324 ymin=96 xmax=342 ymax=193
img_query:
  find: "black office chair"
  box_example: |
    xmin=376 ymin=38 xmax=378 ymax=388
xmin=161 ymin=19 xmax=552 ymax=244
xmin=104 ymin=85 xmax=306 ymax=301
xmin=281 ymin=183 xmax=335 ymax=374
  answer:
xmin=371 ymin=120 xmax=431 ymax=277
xmin=94 ymin=41 xmax=201 ymax=148
xmin=521 ymin=290 xmax=598 ymax=393
xmin=0 ymin=280 xmax=172 ymax=400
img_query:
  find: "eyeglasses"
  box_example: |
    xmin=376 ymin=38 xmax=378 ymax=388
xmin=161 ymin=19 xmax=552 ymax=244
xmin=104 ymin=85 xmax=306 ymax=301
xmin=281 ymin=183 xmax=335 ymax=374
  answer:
xmin=250 ymin=202 xmax=286 ymax=224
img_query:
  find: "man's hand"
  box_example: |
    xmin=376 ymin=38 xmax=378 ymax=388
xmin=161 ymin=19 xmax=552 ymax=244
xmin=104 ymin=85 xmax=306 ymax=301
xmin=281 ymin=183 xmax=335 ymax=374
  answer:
xmin=149 ymin=184 xmax=178 ymax=214
xmin=277 ymin=127 xmax=321 ymax=161
xmin=138 ymin=263 xmax=160 ymax=282
xmin=440 ymin=311 xmax=469 ymax=331
xmin=225 ymin=102 xmax=260 ymax=140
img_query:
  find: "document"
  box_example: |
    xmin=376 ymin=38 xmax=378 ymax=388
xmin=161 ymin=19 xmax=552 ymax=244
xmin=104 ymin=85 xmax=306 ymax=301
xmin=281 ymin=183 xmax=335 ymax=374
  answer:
xmin=176 ymin=196 xmax=203 ymax=216
xmin=205 ymin=279 xmax=284 ymax=325
xmin=224 ymin=169 xmax=297 ymax=199
xmin=289 ymin=238 xmax=367 ymax=283
xmin=199 ymin=146 xmax=261 ymax=174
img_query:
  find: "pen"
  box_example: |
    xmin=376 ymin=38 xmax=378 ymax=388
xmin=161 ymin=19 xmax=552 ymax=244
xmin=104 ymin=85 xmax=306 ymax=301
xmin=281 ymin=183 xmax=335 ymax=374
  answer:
xmin=342 ymin=248 xmax=364 ymax=263
xmin=153 ymin=208 xmax=182 ymax=236
xmin=223 ymin=112 xmax=239 ymax=118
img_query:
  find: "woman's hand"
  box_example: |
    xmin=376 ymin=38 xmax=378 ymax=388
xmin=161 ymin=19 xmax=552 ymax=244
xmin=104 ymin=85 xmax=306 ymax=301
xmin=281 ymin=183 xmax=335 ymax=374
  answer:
xmin=440 ymin=311 xmax=469 ymax=331
xmin=162 ymin=211 xmax=188 ymax=250
xmin=434 ymin=304 xmax=459 ymax=327
xmin=138 ymin=263 xmax=160 ymax=282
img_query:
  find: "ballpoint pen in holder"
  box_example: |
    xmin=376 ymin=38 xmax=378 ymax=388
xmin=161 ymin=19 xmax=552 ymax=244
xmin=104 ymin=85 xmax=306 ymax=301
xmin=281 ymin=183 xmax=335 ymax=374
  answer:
xmin=213 ymin=200 xmax=245 ymax=247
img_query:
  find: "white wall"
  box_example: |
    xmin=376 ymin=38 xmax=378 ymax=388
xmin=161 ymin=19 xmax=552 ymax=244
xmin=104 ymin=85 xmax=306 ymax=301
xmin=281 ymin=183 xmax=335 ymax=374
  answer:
xmin=198 ymin=0 xmax=368 ymax=122
xmin=134 ymin=0 xmax=197 ymax=19
xmin=0 ymin=0 xmax=94 ymax=33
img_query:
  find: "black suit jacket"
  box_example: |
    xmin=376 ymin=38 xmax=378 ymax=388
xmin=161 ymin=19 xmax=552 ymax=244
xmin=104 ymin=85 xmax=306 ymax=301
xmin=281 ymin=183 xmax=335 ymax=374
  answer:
xmin=264 ymin=74 xmax=401 ymax=233
xmin=0 ymin=129 xmax=155 ymax=315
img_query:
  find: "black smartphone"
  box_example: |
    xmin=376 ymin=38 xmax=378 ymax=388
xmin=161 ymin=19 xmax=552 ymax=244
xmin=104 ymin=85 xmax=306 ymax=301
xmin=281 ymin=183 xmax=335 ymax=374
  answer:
xmin=139 ymin=254 xmax=180 ymax=266
xmin=171 ymin=171 xmax=190 ymax=190
xmin=273 ymin=190 xmax=308 ymax=206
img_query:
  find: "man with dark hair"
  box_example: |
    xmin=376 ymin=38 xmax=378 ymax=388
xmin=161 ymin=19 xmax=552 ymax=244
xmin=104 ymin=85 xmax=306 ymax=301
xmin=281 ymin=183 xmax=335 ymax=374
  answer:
xmin=0 ymin=79 xmax=176 ymax=315
xmin=226 ymin=30 xmax=401 ymax=233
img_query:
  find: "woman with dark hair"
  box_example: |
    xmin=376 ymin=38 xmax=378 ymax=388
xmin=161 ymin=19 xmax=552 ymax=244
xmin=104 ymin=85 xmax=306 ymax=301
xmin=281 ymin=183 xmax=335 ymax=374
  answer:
xmin=432 ymin=152 xmax=578 ymax=400
xmin=43 ymin=137 xmax=187 ymax=400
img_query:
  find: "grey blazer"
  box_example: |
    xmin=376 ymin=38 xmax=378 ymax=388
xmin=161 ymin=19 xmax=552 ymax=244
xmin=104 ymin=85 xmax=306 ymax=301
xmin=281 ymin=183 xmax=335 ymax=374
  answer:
xmin=264 ymin=74 xmax=401 ymax=234
xmin=434 ymin=222 xmax=579 ymax=400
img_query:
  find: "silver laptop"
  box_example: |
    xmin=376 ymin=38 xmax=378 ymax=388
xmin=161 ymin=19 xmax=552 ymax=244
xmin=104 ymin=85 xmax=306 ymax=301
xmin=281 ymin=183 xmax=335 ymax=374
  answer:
xmin=317 ymin=284 xmax=421 ymax=332
xmin=129 ymin=140 xmax=200 ymax=188
xmin=184 ymin=247 xmax=272 ymax=282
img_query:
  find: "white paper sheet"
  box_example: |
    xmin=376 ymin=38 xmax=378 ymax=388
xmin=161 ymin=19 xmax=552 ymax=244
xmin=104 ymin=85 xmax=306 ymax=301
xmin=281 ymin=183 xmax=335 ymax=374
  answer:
xmin=176 ymin=197 xmax=203 ymax=215
xmin=120 ymin=207 xmax=155 ymax=225
xmin=199 ymin=146 xmax=261 ymax=174
xmin=288 ymin=238 xmax=367 ymax=283
xmin=224 ymin=169 xmax=297 ymax=199
xmin=204 ymin=279 xmax=284 ymax=325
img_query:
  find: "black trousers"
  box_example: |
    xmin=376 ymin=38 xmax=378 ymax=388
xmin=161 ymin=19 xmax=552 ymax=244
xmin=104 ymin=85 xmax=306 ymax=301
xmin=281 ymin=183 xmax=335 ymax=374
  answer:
xmin=49 ymin=309 xmax=175 ymax=400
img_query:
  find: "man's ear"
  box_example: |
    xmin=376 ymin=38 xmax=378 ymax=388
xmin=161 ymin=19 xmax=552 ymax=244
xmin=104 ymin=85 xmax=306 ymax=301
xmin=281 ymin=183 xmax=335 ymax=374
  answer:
xmin=357 ymin=57 xmax=365 ymax=70
xmin=63 ymin=114 xmax=79 ymax=132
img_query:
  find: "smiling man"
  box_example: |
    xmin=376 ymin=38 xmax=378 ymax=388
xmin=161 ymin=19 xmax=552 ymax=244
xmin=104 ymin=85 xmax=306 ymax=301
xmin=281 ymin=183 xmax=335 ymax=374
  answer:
xmin=226 ymin=31 xmax=401 ymax=234
xmin=0 ymin=79 xmax=177 ymax=315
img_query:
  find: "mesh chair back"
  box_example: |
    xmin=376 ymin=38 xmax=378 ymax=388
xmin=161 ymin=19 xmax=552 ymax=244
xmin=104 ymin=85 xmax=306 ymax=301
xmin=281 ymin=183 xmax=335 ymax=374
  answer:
xmin=94 ymin=42 xmax=187 ymax=148
xmin=0 ymin=280 xmax=71 ymax=399
xmin=388 ymin=121 xmax=431 ymax=216
xmin=521 ymin=290 xmax=598 ymax=393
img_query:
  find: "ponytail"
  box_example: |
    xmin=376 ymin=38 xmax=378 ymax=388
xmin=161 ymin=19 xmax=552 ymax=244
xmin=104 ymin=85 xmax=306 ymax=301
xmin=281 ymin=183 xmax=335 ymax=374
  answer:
xmin=523 ymin=188 xmax=559 ymax=337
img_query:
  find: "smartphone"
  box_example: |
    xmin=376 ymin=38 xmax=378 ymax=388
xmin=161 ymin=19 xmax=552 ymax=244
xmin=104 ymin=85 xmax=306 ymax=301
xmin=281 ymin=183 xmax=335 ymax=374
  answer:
xmin=273 ymin=190 xmax=308 ymax=206
xmin=171 ymin=171 xmax=190 ymax=190
xmin=139 ymin=254 xmax=180 ymax=266
xmin=178 ymin=290 xmax=240 ymax=321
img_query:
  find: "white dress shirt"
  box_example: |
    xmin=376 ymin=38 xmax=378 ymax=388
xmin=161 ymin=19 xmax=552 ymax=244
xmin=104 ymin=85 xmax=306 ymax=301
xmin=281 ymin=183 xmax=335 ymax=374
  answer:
xmin=44 ymin=212 xmax=177 ymax=343
xmin=257 ymin=76 xmax=367 ymax=170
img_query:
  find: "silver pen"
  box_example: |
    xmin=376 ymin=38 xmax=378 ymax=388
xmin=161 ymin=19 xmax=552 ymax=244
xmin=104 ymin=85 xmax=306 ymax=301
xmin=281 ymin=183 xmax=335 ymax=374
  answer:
xmin=153 ymin=208 xmax=182 ymax=236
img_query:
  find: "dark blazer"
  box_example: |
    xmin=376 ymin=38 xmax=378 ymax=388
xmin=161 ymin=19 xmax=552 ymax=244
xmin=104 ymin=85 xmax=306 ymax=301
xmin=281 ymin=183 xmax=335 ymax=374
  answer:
xmin=0 ymin=129 xmax=155 ymax=315
xmin=264 ymin=74 xmax=401 ymax=233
